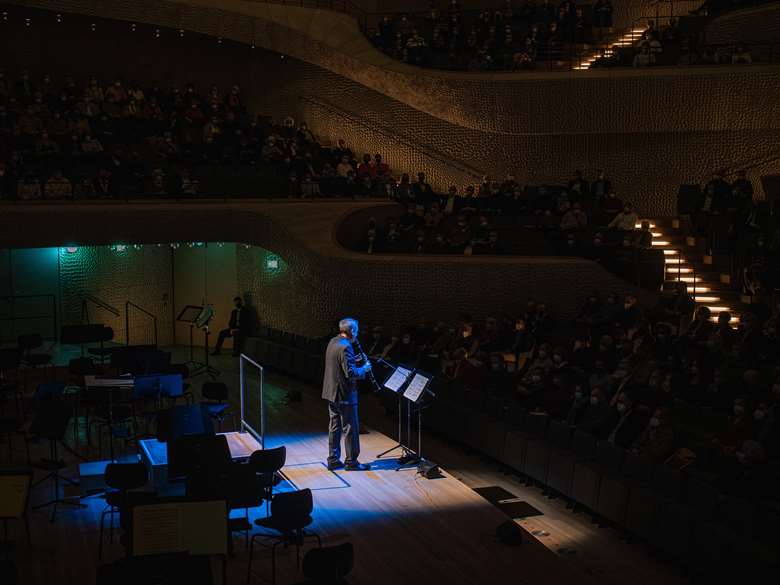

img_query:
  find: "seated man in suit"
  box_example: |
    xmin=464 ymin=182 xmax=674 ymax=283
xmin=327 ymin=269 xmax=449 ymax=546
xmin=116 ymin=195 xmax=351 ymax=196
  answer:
xmin=212 ymin=296 xmax=250 ymax=357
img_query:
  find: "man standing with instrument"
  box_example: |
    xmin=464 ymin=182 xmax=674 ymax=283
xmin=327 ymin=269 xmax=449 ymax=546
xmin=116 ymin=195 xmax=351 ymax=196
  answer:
xmin=322 ymin=318 xmax=373 ymax=471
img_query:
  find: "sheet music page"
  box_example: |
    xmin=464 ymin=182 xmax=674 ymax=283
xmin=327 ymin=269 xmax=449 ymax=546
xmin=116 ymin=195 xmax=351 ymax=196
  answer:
xmin=403 ymin=373 xmax=429 ymax=402
xmin=181 ymin=500 xmax=228 ymax=556
xmin=384 ymin=367 xmax=412 ymax=392
xmin=132 ymin=504 xmax=183 ymax=556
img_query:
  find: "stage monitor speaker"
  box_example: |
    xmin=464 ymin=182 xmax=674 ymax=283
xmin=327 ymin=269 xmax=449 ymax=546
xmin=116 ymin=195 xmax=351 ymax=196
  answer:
xmin=496 ymin=520 xmax=523 ymax=546
xmin=417 ymin=460 xmax=442 ymax=479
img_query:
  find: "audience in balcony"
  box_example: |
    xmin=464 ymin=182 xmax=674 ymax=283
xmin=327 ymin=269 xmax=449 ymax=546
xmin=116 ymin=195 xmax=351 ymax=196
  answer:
xmin=0 ymin=69 xmax=398 ymax=201
xmin=592 ymin=11 xmax=764 ymax=70
xmin=356 ymin=168 xmax=659 ymax=264
xmin=371 ymin=0 xmax=597 ymax=71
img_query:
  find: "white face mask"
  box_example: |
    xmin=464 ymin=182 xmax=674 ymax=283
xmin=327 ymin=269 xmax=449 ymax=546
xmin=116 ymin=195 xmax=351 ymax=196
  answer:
xmin=616 ymin=403 xmax=627 ymax=413
xmin=649 ymin=417 xmax=660 ymax=427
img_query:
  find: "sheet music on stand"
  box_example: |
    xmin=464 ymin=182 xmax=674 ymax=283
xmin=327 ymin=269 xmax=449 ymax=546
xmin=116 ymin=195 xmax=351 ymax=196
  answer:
xmin=132 ymin=500 xmax=228 ymax=557
xmin=403 ymin=372 xmax=431 ymax=403
xmin=0 ymin=473 xmax=31 ymax=519
xmin=383 ymin=366 xmax=413 ymax=393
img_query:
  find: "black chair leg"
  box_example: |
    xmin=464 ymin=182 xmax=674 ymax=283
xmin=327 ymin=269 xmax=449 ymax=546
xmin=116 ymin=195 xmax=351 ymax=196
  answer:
xmin=247 ymin=534 xmax=256 ymax=583
xmin=98 ymin=508 xmax=108 ymax=559
xmin=271 ymin=540 xmax=282 ymax=585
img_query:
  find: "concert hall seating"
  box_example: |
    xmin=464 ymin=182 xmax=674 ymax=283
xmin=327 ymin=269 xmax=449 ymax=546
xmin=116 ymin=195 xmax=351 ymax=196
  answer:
xmin=250 ymin=303 xmax=780 ymax=581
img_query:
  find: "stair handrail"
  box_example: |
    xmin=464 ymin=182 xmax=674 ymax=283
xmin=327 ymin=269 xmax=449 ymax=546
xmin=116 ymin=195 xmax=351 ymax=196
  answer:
xmin=299 ymin=95 xmax=485 ymax=182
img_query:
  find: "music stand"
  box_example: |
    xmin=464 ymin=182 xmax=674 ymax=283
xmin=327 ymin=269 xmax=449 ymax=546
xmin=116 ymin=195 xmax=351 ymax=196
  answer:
xmin=376 ymin=365 xmax=416 ymax=463
xmin=177 ymin=305 xmax=203 ymax=367
xmin=30 ymin=401 xmax=87 ymax=521
xmin=194 ymin=306 xmax=219 ymax=379
xmin=402 ymin=371 xmax=436 ymax=475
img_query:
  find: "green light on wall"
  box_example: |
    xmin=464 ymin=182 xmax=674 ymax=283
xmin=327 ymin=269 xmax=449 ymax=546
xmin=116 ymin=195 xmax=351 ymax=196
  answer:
xmin=111 ymin=244 xmax=127 ymax=253
xmin=62 ymin=246 xmax=79 ymax=254
xmin=266 ymin=255 xmax=280 ymax=271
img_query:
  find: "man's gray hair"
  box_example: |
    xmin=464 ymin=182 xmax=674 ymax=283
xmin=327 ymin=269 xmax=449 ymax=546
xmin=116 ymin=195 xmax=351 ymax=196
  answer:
xmin=339 ymin=318 xmax=358 ymax=334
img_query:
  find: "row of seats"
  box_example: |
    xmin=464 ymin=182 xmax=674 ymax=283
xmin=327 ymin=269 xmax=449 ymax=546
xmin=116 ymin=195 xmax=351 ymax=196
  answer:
xmin=424 ymin=391 xmax=779 ymax=582
xmin=244 ymin=329 xmax=325 ymax=384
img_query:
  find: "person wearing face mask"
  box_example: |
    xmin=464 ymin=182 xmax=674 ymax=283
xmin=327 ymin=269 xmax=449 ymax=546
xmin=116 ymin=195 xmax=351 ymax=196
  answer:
xmin=608 ymin=202 xmax=638 ymax=231
xmin=575 ymin=387 xmax=614 ymax=438
xmin=598 ymin=191 xmax=623 ymax=221
xmin=635 ymin=367 xmax=665 ymax=408
xmin=606 ymin=391 xmax=648 ymax=448
xmin=683 ymin=306 xmax=715 ymax=346
xmin=537 ymin=372 xmax=574 ymax=419
xmin=510 ymin=318 xmax=535 ymax=372
xmin=212 ymin=296 xmax=252 ymax=357
xmin=0 ymin=160 xmax=16 ymax=201
xmin=715 ymin=440 xmax=771 ymax=499
xmin=575 ymin=294 xmax=602 ymax=330
xmin=714 ymin=397 xmax=755 ymax=456
xmin=632 ymin=407 xmax=674 ymax=462
xmin=526 ymin=342 xmax=553 ymax=376
xmin=395 ymin=332 xmax=419 ymax=368
xmin=550 ymin=347 xmax=570 ymax=373
xmin=619 ymin=295 xmax=641 ymax=330
xmin=515 ymin=367 xmax=546 ymax=408
xmin=709 ymin=310 xmax=737 ymax=353
xmin=486 ymin=353 xmax=512 ymax=398
xmin=649 ymin=281 xmax=694 ymax=332
xmin=566 ymin=383 xmax=590 ymax=426
xmin=752 ymin=401 xmax=778 ymax=452
xmin=588 ymin=358 xmax=614 ymax=398
xmin=364 ymin=326 xmax=387 ymax=358
xmin=472 ymin=215 xmax=492 ymax=244
xmin=591 ymin=170 xmax=611 ymax=199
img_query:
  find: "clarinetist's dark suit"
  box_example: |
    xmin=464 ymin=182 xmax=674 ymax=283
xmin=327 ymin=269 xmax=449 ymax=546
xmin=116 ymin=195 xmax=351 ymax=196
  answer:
xmin=322 ymin=336 xmax=368 ymax=467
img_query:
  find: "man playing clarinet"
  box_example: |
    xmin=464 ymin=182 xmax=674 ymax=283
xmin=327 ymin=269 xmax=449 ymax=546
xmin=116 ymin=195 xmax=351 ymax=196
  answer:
xmin=322 ymin=317 xmax=372 ymax=471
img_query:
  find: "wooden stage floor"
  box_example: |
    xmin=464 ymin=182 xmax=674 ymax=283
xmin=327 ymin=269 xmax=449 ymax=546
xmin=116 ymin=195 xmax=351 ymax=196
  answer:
xmin=8 ymin=348 xmax=597 ymax=585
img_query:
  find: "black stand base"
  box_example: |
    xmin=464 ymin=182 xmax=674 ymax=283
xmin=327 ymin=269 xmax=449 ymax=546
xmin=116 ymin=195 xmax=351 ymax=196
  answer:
xmin=377 ymin=442 xmax=420 ymax=470
xmin=189 ymin=363 xmax=220 ymax=380
xmin=32 ymin=497 xmax=86 ymax=522
xmin=32 ymin=471 xmax=86 ymax=522
xmin=398 ymin=453 xmax=420 ymax=466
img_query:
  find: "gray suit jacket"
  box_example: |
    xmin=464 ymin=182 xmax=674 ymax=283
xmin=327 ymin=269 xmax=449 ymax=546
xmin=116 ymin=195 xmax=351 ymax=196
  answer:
xmin=322 ymin=336 xmax=364 ymax=403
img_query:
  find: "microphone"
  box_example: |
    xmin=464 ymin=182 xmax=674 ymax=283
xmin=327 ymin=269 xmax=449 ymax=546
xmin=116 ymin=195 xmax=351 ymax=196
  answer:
xmin=353 ymin=337 xmax=382 ymax=393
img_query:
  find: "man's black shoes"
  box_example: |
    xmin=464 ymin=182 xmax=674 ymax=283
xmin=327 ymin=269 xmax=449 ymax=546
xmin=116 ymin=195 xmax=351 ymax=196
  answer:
xmin=327 ymin=460 xmax=344 ymax=471
xmin=344 ymin=462 xmax=371 ymax=471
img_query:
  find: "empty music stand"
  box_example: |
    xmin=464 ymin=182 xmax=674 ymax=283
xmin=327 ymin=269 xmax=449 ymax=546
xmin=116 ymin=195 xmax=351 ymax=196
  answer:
xmin=30 ymin=400 xmax=86 ymax=521
xmin=178 ymin=305 xmax=203 ymax=367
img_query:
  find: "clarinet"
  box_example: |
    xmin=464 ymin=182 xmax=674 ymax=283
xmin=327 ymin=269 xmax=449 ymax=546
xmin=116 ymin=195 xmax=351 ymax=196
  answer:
xmin=353 ymin=338 xmax=382 ymax=393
